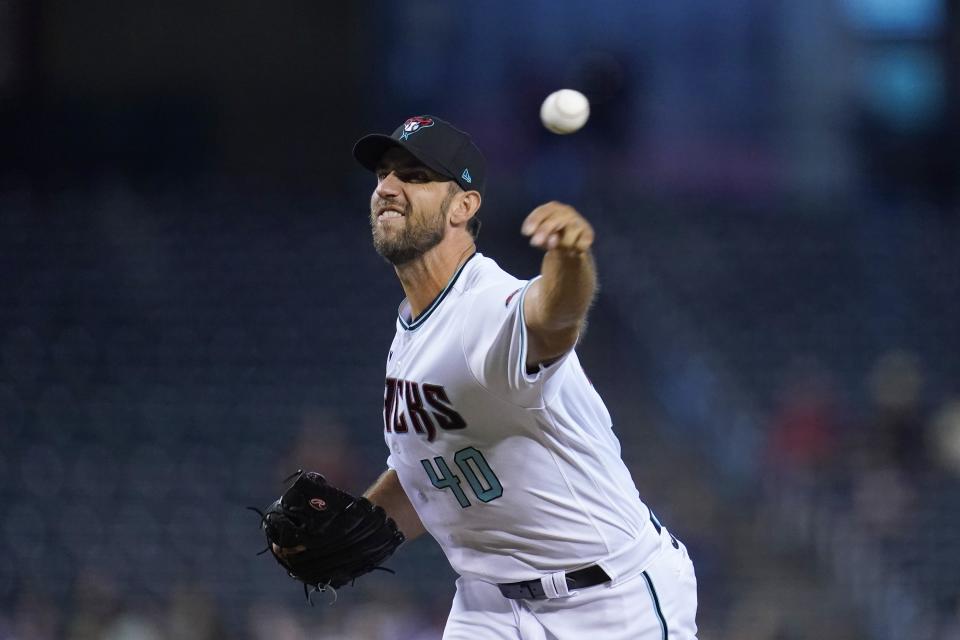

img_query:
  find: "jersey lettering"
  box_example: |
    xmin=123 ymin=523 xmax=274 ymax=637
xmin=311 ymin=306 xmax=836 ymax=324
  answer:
xmin=423 ymin=383 xmax=467 ymax=431
xmin=383 ymin=378 xmax=467 ymax=441
xmin=383 ymin=377 xmax=399 ymax=433
xmin=405 ymin=381 xmax=436 ymax=441
xmin=394 ymin=380 xmax=409 ymax=433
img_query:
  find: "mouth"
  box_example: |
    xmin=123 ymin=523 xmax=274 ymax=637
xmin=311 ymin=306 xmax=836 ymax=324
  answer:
xmin=376 ymin=206 xmax=405 ymax=222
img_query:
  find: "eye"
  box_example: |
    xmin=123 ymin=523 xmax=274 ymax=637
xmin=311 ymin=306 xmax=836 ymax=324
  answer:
xmin=390 ymin=169 xmax=425 ymax=183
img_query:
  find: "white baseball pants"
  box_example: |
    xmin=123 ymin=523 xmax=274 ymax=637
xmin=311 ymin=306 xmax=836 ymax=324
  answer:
xmin=442 ymin=527 xmax=698 ymax=640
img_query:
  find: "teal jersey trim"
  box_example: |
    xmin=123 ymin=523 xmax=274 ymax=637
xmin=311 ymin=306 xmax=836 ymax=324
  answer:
xmin=642 ymin=571 xmax=668 ymax=640
xmin=398 ymin=253 xmax=477 ymax=331
xmin=515 ymin=276 xmax=542 ymax=379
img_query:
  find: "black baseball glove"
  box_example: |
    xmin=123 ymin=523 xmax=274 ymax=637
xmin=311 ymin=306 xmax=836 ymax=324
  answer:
xmin=254 ymin=471 xmax=405 ymax=601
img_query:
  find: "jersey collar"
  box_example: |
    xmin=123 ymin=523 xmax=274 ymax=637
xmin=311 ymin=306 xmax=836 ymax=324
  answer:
xmin=398 ymin=252 xmax=477 ymax=331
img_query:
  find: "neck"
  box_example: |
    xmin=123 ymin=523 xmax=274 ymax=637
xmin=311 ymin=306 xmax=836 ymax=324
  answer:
xmin=395 ymin=237 xmax=476 ymax=319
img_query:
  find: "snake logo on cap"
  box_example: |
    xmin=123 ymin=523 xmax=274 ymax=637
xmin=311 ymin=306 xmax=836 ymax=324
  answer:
xmin=309 ymin=498 xmax=328 ymax=511
xmin=399 ymin=116 xmax=434 ymax=140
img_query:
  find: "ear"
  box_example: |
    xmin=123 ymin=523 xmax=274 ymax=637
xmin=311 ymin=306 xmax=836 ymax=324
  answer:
xmin=449 ymin=190 xmax=482 ymax=228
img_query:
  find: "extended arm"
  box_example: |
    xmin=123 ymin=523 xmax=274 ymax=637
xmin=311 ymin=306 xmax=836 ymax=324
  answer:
xmin=521 ymin=202 xmax=597 ymax=369
xmin=364 ymin=468 xmax=427 ymax=541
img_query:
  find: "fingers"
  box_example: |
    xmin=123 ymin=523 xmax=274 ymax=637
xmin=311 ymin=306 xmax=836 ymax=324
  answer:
xmin=521 ymin=201 xmax=594 ymax=254
xmin=572 ymin=222 xmax=594 ymax=252
xmin=520 ymin=202 xmax=557 ymax=236
xmin=529 ymin=212 xmax=569 ymax=247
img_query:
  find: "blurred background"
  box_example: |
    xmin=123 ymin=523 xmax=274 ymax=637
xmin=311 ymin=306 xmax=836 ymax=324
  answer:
xmin=1 ymin=0 xmax=958 ymax=638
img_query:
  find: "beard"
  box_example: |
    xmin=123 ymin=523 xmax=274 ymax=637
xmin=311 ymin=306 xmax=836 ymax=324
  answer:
xmin=370 ymin=188 xmax=454 ymax=266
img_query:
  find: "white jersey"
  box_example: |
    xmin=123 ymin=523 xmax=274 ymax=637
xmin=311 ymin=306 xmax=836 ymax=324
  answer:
xmin=383 ymin=253 xmax=660 ymax=583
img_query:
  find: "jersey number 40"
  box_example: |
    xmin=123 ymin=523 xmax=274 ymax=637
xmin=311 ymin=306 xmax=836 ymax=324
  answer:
xmin=420 ymin=447 xmax=503 ymax=508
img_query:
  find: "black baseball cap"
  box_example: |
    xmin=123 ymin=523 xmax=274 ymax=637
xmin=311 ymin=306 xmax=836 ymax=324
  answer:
xmin=353 ymin=116 xmax=486 ymax=195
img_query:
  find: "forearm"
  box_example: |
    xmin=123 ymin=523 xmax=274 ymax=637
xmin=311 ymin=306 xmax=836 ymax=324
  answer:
xmin=364 ymin=468 xmax=426 ymax=541
xmin=522 ymin=250 xmax=596 ymax=367
xmin=521 ymin=201 xmax=597 ymax=339
xmin=534 ymin=249 xmax=597 ymax=331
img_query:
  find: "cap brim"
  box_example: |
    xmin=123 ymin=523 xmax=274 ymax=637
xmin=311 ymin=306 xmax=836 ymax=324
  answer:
xmin=352 ymin=134 xmax=400 ymax=171
xmin=352 ymin=134 xmax=453 ymax=179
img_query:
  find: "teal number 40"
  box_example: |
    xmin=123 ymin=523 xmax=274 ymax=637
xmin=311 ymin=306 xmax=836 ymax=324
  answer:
xmin=421 ymin=447 xmax=503 ymax=508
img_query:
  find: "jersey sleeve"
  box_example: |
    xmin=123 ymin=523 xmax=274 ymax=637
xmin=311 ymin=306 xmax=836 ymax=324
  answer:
xmin=461 ymin=276 xmax=575 ymax=405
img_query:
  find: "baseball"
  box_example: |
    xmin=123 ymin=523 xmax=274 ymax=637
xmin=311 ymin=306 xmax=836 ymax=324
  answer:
xmin=540 ymin=89 xmax=590 ymax=135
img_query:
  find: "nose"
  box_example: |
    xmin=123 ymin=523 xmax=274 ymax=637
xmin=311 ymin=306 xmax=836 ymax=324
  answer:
xmin=375 ymin=171 xmax=402 ymax=198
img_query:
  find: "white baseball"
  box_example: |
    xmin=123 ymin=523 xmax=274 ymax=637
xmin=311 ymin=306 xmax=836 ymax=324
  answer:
xmin=540 ymin=89 xmax=590 ymax=135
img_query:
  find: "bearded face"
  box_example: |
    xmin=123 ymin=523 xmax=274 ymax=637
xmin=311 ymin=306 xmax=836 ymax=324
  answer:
xmin=370 ymin=183 xmax=456 ymax=266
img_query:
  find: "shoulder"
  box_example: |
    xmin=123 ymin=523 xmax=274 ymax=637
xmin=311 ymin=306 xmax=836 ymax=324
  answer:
xmin=457 ymin=254 xmax=526 ymax=299
xmin=456 ymin=255 xmax=530 ymax=341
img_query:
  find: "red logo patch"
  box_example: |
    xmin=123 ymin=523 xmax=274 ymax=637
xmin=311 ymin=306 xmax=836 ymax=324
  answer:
xmin=309 ymin=498 xmax=327 ymax=511
xmin=399 ymin=116 xmax=435 ymax=140
xmin=505 ymin=288 xmax=522 ymax=307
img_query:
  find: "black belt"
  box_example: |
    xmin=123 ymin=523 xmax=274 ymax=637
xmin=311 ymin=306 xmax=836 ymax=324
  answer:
xmin=497 ymin=564 xmax=611 ymax=600
xmin=498 ymin=512 xmax=675 ymax=600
